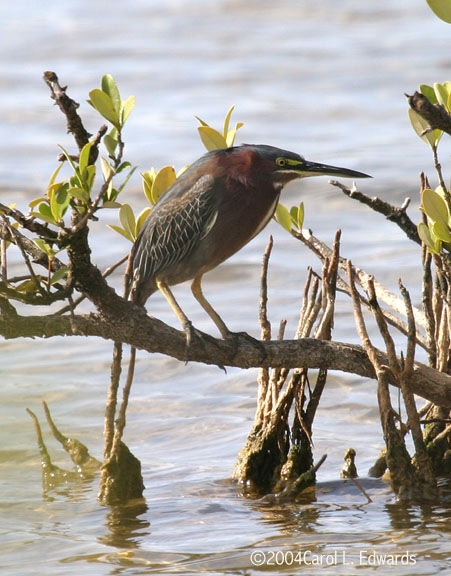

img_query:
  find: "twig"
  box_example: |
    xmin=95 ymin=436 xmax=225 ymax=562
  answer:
xmin=3 ymin=218 xmax=45 ymax=297
xmin=43 ymin=71 xmax=91 ymax=152
xmin=328 ymin=180 xmax=419 ymax=245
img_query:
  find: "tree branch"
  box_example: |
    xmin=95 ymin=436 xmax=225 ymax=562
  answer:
xmin=0 ymin=307 xmax=449 ymax=407
xmin=328 ymin=180 xmax=420 ymax=245
xmin=407 ymin=91 xmax=451 ymax=136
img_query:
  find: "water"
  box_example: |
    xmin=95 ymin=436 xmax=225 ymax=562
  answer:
xmin=1 ymin=0 xmax=450 ymax=574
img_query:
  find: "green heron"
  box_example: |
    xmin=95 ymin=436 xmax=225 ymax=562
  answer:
xmin=130 ymin=144 xmax=369 ymax=346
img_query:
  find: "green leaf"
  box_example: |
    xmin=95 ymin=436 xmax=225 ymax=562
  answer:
xmin=420 ymin=84 xmax=437 ymax=104
xmin=104 ymin=130 xmax=118 ymax=157
xmin=422 ymin=187 xmax=450 ymax=226
xmin=50 ymin=266 xmax=69 ymax=285
xmin=198 ymin=126 xmax=228 ymax=151
xmin=107 ymin=224 xmax=134 ymax=242
xmin=15 ymin=278 xmax=43 ymax=294
xmin=151 ymin=166 xmax=176 ymax=204
xmin=78 ymin=141 xmax=92 ymax=176
xmin=117 ymin=161 xmax=132 ymax=173
xmin=426 ymin=0 xmax=451 ymax=23
xmin=67 ymin=186 xmax=90 ymax=203
xmin=33 ymin=238 xmax=53 ymax=256
xmin=58 ymin=145 xmax=83 ymax=188
xmin=49 ymin=183 xmax=70 ymax=222
xmin=48 ymin=162 xmax=64 ymax=188
xmin=408 ymin=109 xmax=442 ymax=147
xmin=222 ymin=105 xmax=235 ymax=138
xmin=119 ymin=203 xmax=136 ymax=239
xmin=290 ymin=202 xmax=304 ymax=231
xmin=102 ymin=200 xmax=122 ymax=209
xmin=88 ymin=89 xmax=120 ymax=127
xmin=136 ymin=207 xmax=151 ymax=234
xmin=120 ymin=95 xmax=135 ymax=125
xmin=274 ymin=203 xmax=292 ymax=232
xmin=37 ymin=203 xmax=56 ymax=224
xmin=101 ymin=74 xmax=121 ymax=113
xmin=84 ymin=164 xmax=96 ymax=193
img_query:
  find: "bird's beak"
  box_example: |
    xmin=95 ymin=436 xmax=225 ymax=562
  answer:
xmin=295 ymin=159 xmax=371 ymax=179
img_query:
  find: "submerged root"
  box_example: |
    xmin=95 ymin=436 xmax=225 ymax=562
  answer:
xmin=99 ymin=441 xmax=145 ymax=506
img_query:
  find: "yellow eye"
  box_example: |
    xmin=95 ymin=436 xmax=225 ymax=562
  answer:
xmin=276 ymin=158 xmax=287 ymax=167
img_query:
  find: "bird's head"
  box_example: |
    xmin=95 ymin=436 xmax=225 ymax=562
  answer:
xmin=243 ymin=144 xmax=371 ymax=189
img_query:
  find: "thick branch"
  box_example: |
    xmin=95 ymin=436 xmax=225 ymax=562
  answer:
xmin=0 ymin=308 xmax=449 ymax=407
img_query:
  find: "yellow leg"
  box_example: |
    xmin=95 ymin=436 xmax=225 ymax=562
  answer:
xmin=157 ymin=281 xmax=194 ymax=359
xmin=191 ymin=275 xmax=230 ymax=339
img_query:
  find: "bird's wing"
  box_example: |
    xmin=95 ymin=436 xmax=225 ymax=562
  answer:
xmin=131 ymin=174 xmax=218 ymax=301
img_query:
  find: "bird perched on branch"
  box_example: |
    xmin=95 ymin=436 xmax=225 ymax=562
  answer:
xmin=129 ymin=144 xmax=370 ymax=351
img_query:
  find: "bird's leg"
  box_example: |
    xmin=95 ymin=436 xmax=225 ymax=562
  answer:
xmin=191 ymin=276 xmax=267 ymax=362
xmin=191 ymin=275 xmax=231 ymax=339
xmin=157 ymin=280 xmax=195 ymax=362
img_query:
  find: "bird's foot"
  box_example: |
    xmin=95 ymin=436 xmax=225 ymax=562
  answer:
xmin=182 ymin=319 xmax=195 ymax=364
xmin=182 ymin=321 xmax=226 ymax=371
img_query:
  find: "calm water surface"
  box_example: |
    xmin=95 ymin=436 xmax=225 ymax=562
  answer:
xmin=1 ymin=1 xmax=450 ymax=574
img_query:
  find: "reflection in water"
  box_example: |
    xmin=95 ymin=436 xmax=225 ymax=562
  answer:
xmin=100 ymin=500 xmax=150 ymax=549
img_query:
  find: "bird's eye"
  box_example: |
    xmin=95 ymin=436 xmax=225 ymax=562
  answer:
xmin=276 ymin=158 xmax=287 ymax=167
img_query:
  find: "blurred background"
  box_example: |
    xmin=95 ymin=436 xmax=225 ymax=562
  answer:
xmin=0 ymin=1 xmax=450 ymax=575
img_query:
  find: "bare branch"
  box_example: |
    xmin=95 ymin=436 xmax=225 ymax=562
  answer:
xmin=328 ymin=180 xmax=420 ymax=245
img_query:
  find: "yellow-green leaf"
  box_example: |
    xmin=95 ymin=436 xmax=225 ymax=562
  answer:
xmin=426 ymin=0 xmax=451 ymax=23
xmin=422 ymin=187 xmax=450 ymax=226
xmin=274 ymin=203 xmax=292 ymax=232
xmin=68 ymin=186 xmax=89 ymax=203
xmin=29 ymin=197 xmax=48 ymax=209
xmin=198 ymin=126 xmax=228 ymax=151
xmin=104 ymin=130 xmax=118 ymax=156
xmin=78 ymin=141 xmax=92 ymax=175
xmin=418 ymin=222 xmax=441 ymax=254
xmin=142 ymin=169 xmax=156 ymax=205
xmin=119 ymin=203 xmax=136 ymax=238
xmin=120 ymin=95 xmax=135 ymax=125
xmin=136 ymin=207 xmax=151 ymax=234
xmin=107 ymin=224 xmax=134 ymax=242
xmin=408 ymin=109 xmax=442 ymax=148
xmin=88 ymin=89 xmax=120 ymax=127
xmin=151 ymin=166 xmax=176 ymax=204
xmin=194 ymin=115 xmax=208 ymax=127
xmin=222 ymin=105 xmax=235 ymax=138
xmin=101 ymin=74 xmax=121 ymax=112
xmin=48 ymin=162 xmax=64 ymax=188
xmin=102 ymin=201 xmax=122 ymax=209
xmin=432 ymin=220 xmax=451 ymax=243
xmin=420 ymin=84 xmax=437 ymax=104
xmin=225 ymin=122 xmax=244 ymax=148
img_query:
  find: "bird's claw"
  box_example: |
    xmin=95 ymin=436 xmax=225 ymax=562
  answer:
xmin=182 ymin=321 xmax=226 ymax=371
xmin=182 ymin=320 xmax=195 ymax=364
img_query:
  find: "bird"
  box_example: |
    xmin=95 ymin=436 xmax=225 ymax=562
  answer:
xmin=129 ymin=144 xmax=370 ymax=350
